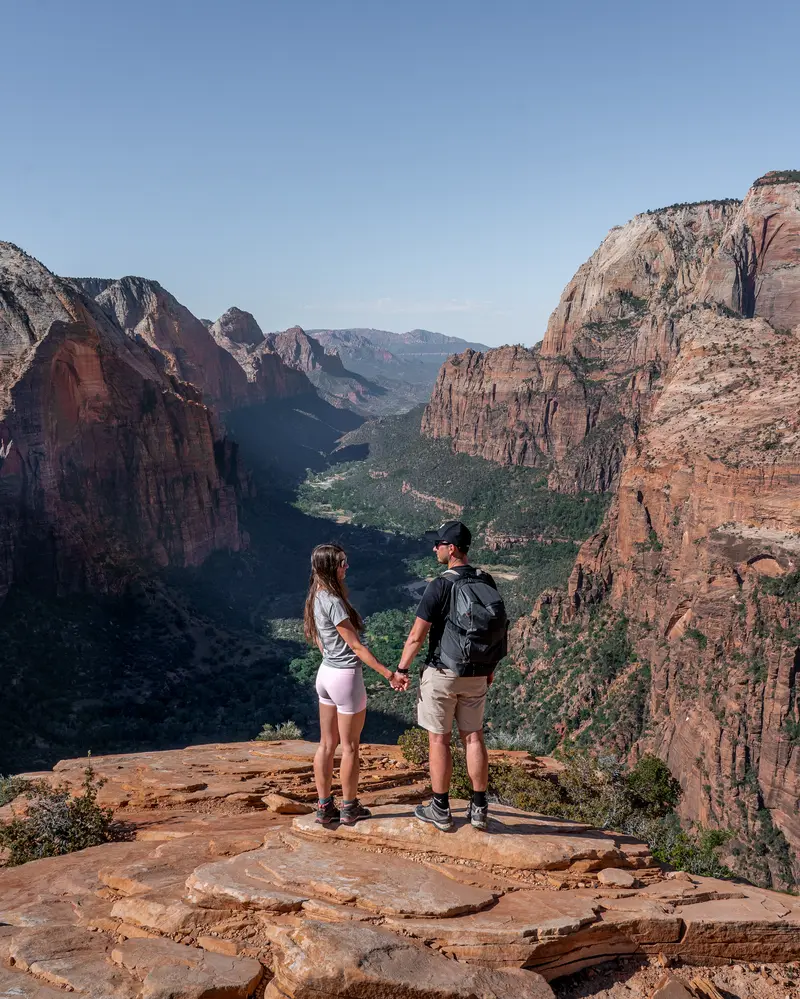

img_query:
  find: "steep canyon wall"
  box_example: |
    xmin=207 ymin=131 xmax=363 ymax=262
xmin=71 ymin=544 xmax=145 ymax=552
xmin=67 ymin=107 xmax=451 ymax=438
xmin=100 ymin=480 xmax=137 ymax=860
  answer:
xmin=500 ymin=177 xmax=800 ymax=881
xmin=0 ymin=245 xmax=242 ymax=600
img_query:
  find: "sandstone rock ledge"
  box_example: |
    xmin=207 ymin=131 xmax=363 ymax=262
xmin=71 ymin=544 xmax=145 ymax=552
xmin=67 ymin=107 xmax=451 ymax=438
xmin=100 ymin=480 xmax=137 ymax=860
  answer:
xmin=2 ymin=743 xmax=800 ymax=999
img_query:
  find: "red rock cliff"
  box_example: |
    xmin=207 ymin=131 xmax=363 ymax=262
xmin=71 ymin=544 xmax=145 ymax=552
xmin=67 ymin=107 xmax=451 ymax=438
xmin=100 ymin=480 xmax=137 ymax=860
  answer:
xmin=603 ymin=310 xmax=800 ymax=879
xmin=423 ymin=201 xmax=740 ymax=492
xmin=694 ymin=174 xmax=800 ymax=330
xmin=514 ymin=298 xmax=800 ymax=883
xmin=0 ymin=245 xmax=240 ymax=599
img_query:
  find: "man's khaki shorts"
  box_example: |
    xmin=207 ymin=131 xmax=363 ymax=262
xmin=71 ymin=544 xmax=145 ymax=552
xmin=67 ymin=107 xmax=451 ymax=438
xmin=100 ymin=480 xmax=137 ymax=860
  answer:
xmin=416 ymin=667 xmax=488 ymax=735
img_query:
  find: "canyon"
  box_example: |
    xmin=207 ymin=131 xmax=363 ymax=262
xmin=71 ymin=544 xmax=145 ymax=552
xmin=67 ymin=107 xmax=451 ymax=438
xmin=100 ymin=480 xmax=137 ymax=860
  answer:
xmin=3 ymin=170 xmax=800 ymax=916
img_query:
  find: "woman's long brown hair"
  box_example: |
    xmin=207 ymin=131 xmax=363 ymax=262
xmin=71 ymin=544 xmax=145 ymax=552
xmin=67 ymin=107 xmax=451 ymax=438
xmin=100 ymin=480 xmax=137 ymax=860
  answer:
xmin=303 ymin=543 xmax=364 ymax=646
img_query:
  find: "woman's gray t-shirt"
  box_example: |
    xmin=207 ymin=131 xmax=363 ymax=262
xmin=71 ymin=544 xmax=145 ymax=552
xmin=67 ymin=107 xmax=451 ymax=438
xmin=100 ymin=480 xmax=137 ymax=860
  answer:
xmin=314 ymin=591 xmax=360 ymax=669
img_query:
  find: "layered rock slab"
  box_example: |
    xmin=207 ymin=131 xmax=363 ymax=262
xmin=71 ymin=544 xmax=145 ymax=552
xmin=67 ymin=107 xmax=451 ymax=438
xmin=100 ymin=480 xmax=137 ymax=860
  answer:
xmin=17 ymin=740 xmax=424 ymax=814
xmin=112 ymin=937 xmax=262 ymax=999
xmin=265 ymin=920 xmax=554 ymax=999
xmin=188 ymin=832 xmax=496 ymax=916
xmin=5 ymin=747 xmax=800 ymax=998
xmin=293 ymin=802 xmax=651 ymax=871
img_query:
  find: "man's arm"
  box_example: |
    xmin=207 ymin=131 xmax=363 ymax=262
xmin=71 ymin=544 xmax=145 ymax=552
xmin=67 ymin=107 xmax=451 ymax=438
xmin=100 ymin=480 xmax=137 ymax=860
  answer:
xmin=397 ymin=616 xmax=431 ymax=673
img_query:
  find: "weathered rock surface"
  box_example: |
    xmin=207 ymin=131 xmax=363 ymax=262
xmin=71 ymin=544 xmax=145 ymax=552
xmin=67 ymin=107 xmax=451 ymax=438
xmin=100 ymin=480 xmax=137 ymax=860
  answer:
xmin=516 ymin=308 xmax=800 ymax=883
xmin=74 ymin=281 xmax=312 ymax=412
xmin=12 ymin=740 xmax=427 ymax=813
xmin=190 ymin=833 xmax=497 ymax=916
xmin=265 ymin=920 xmax=554 ymax=999
xmin=422 ymin=200 xmax=739 ymax=492
xmin=3 ymin=741 xmax=800 ymax=998
xmin=209 ymin=307 xmax=265 ymax=348
xmin=293 ymin=803 xmax=652 ymax=871
xmin=0 ymin=244 xmax=240 ymax=599
xmin=112 ymin=937 xmax=263 ymax=998
xmin=695 ymin=174 xmax=800 ymax=330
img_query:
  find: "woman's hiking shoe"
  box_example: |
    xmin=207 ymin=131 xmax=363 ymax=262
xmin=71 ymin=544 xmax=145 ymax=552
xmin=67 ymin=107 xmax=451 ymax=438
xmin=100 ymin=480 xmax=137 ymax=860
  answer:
xmin=414 ymin=800 xmax=454 ymax=831
xmin=340 ymin=799 xmax=371 ymax=825
xmin=315 ymin=797 xmax=340 ymax=826
xmin=467 ymin=800 xmax=489 ymax=831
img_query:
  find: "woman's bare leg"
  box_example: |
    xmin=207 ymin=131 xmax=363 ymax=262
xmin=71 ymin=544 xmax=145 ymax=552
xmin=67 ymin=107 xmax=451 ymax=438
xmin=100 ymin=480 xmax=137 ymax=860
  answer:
xmin=337 ymin=708 xmax=366 ymax=800
xmin=314 ymin=703 xmax=340 ymax=800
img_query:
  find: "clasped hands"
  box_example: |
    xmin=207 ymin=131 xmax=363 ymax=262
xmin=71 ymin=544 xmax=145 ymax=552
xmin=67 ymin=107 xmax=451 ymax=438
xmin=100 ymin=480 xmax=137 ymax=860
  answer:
xmin=389 ymin=669 xmax=411 ymax=692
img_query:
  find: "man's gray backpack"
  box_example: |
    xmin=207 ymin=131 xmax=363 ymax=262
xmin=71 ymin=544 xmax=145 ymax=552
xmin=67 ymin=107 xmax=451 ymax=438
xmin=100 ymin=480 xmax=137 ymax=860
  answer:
xmin=438 ymin=568 xmax=508 ymax=676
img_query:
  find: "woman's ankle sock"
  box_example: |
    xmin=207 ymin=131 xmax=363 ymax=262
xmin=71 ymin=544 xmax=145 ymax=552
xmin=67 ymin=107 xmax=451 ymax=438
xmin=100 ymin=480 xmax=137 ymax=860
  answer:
xmin=432 ymin=792 xmax=450 ymax=811
xmin=471 ymin=790 xmax=488 ymax=809
xmin=318 ymin=795 xmax=333 ymax=807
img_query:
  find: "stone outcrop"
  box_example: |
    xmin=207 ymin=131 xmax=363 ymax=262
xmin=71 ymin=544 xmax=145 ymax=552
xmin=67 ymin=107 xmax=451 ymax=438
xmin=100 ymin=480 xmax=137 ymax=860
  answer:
xmin=0 ymin=245 xmax=240 ymax=599
xmin=209 ymin=306 xmax=265 ymax=347
xmin=422 ymin=200 xmax=740 ymax=492
xmin=2 ymin=741 xmax=800 ymax=999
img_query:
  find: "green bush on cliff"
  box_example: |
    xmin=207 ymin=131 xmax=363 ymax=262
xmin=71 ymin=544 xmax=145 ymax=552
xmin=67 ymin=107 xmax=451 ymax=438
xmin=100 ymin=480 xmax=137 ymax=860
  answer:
xmin=761 ymin=569 xmax=800 ymax=601
xmin=0 ymin=766 xmax=114 ymax=867
xmin=0 ymin=775 xmax=33 ymax=807
xmin=255 ymin=720 xmax=303 ymax=741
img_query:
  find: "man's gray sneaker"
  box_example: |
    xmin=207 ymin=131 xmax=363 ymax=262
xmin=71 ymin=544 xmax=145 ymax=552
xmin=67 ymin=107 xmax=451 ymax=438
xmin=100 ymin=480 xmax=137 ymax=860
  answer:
xmin=414 ymin=800 xmax=454 ymax=831
xmin=467 ymin=800 xmax=488 ymax=831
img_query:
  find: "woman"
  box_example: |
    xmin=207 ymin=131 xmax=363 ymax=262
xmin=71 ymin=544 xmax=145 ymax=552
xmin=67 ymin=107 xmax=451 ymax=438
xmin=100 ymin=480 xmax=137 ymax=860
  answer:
xmin=304 ymin=543 xmax=403 ymax=826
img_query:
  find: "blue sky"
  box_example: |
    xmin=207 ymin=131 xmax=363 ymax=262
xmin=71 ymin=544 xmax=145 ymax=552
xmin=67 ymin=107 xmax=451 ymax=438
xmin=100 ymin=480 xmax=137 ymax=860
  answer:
xmin=2 ymin=0 xmax=799 ymax=346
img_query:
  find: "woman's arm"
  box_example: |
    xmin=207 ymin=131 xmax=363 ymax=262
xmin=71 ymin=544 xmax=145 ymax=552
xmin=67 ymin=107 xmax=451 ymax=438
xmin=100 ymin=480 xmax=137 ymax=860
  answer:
xmin=335 ymin=620 xmax=393 ymax=681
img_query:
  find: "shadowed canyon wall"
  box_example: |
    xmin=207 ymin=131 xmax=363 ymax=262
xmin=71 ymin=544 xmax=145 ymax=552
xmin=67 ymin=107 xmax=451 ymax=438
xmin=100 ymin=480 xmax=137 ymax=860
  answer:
xmin=0 ymin=245 xmax=243 ymax=600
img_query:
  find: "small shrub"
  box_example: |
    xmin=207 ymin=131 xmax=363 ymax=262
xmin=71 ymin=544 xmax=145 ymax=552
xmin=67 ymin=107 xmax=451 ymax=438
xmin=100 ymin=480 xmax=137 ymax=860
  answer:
xmin=0 ymin=766 xmax=114 ymax=867
xmin=255 ymin=720 xmax=303 ymax=742
xmin=397 ymin=727 xmax=429 ymax=765
xmin=625 ymin=754 xmax=682 ymax=818
xmin=631 ymin=814 xmax=733 ymax=878
xmin=783 ymin=717 xmax=800 ymax=744
xmin=484 ymin=730 xmax=544 ymax=755
xmin=0 ymin=775 xmax=32 ymax=807
xmin=684 ymin=627 xmax=708 ymax=651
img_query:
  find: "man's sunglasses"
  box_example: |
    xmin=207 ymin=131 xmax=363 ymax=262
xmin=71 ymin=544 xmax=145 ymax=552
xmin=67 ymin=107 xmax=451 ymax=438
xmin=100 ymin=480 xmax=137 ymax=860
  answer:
xmin=433 ymin=541 xmax=450 ymax=548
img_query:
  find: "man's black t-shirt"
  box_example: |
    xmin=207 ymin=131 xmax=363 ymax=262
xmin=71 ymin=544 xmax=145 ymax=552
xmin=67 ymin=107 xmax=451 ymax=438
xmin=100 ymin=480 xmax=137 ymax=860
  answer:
xmin=415 ymin=565 xmax=498 ymax=666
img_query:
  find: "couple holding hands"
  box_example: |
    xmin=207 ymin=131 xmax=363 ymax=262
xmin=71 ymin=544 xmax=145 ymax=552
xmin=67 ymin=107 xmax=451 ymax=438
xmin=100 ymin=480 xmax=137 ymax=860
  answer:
xmin=306 ymin=520 xmax=508 ymax=833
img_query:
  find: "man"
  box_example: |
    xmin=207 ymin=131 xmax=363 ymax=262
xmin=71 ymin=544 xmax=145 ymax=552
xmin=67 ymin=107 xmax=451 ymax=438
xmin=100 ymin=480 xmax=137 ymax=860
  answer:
xmin=395 ymin=520 xmax=507 ymax=832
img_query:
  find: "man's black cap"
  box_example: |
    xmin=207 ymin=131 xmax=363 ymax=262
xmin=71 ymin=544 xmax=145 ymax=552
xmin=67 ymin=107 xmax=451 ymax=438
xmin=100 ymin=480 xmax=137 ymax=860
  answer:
xmin=423 ymin=520 xmax=472 ymax=550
